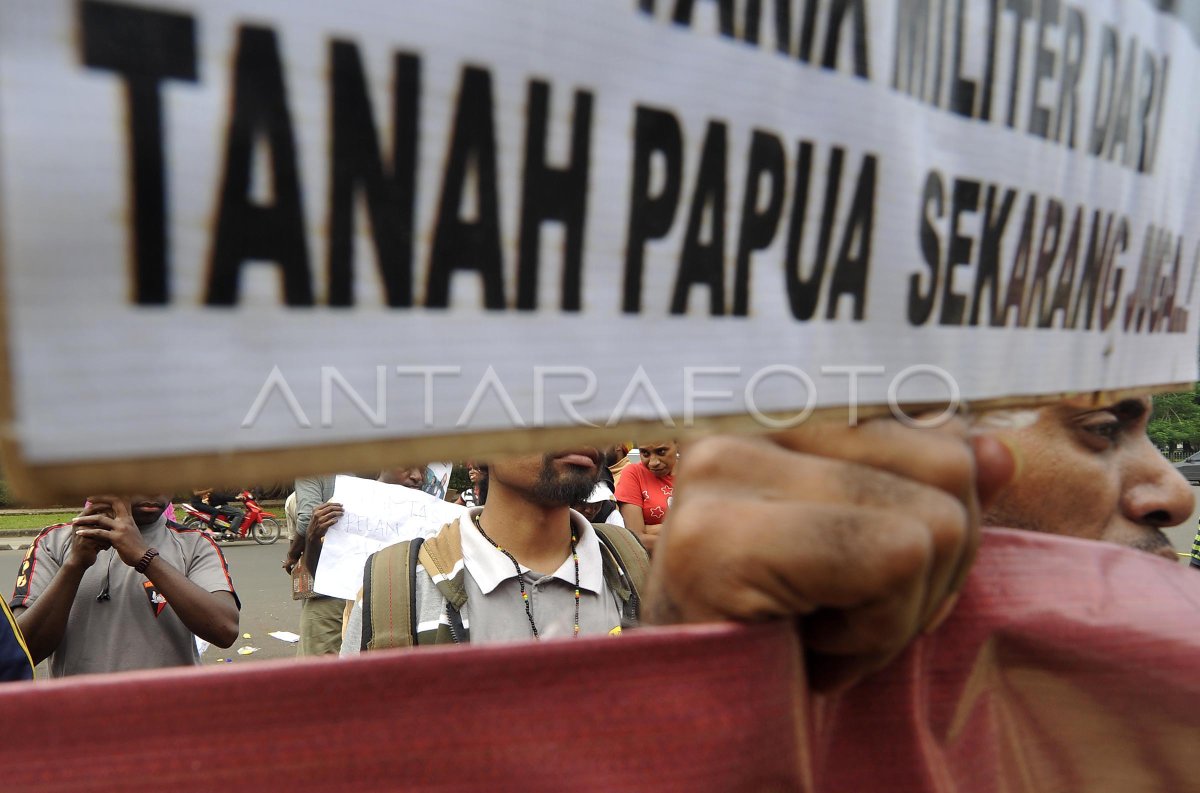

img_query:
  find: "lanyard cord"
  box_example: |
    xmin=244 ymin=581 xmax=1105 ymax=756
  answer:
xmin=472 ymin=513 xmax=581 ymax=639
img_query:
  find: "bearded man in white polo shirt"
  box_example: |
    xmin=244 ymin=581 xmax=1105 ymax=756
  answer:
xmin=344 ymin=448 xmax=647 ymax=650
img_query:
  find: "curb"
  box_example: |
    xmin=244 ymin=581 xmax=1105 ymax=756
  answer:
xmin=0 ymin=537 xmax=275 ymax=552
xmin=0 ymin=538 xmax=268 ymax=551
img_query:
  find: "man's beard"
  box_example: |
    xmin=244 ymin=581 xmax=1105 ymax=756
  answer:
xmin=530 ymin=455 xmax=598 ymax=507
xmin=131 ymin=498 xmax=168 ymax=527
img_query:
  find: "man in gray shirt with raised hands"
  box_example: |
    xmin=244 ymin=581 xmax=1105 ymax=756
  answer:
xmin=11 ymin=494 xmax=239 ymax=676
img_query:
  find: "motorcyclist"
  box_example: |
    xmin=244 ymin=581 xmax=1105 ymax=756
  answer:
xmin=190 ymin=488 xmax=245 ymax=535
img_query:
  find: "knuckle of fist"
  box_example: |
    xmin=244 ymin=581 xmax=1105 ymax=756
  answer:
xmin=923 ymin=440 xmax=974 ymax=495
xmin=875 ymin=521 xmax=933 ymax=590
xmin=661 ymin=497 xmax=728 ymax=561
xmin=723 ymin=585 xmax=778 ymax=621
xmin=663 ymin=499 xmax=711 ymax=543
xmin=679 ymin=436 xmax=740 ymax=481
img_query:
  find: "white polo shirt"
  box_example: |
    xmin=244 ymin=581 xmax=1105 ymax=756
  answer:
xmin=459 ymin=507 xmax=623 ymax=642
xmin=341 ymin=508 xmax=624 ymax=652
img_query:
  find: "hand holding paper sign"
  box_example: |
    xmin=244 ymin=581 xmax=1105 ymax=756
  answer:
xmin=299 ymin=500 xmax=345 ymax=576
xmin=644 ymin=418 xmax=1015 ymax=693
xmin=312 ymin=476 xmax=467 ymax=601
xmin=307 ymin=502 xmax=345 ymax=543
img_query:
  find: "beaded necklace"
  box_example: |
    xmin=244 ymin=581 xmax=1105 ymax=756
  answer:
xmin=472 ymin=512 xmax=581 ymax=639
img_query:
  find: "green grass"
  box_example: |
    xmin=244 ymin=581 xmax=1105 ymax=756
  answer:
xmin=0 ymin=512 xmax=80 ymax=534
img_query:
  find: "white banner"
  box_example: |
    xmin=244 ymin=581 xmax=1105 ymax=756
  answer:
xmin=0 ymin=1 xmax=1196 ymax=491
xmin=312 ymin=475 xmax=466 ymax=601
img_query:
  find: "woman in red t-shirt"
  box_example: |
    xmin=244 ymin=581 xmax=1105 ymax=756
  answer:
xmin=615 ymin=440 xmax=678 ymax=553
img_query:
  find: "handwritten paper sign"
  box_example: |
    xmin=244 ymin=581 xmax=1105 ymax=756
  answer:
xmin=312 ymin=475 xmax=466 ymax=600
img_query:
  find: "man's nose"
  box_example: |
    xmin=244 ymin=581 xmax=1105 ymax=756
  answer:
xmin=1122 ymin=441 xmax=1195 ymax=527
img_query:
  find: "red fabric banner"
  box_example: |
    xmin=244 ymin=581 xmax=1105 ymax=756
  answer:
xmin=815 ymin=528 xmax=1200 ymax=793
xmin=0 ymin=622 xmax=808 ymax=791
xmin=2 ymin=529 xmax=1198 ymax=791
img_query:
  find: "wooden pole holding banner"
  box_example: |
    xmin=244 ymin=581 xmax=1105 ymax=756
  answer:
xmin=0 ymin=386 xmax=1189 ymax=502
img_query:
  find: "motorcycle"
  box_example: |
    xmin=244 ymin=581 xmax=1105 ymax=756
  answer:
xmin=179 ymin=491 xmax=281 ymax=545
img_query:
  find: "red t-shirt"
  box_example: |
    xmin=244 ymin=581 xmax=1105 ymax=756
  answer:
xmin=614 ymin=463 xmax=674 ymax=525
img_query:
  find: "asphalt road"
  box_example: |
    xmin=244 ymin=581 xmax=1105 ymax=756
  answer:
xmin=204 ymin=540 xmax=305 ymax=665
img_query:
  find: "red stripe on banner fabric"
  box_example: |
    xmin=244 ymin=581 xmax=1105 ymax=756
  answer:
xmin=2 ymin=529 xmax=1199 ymax=792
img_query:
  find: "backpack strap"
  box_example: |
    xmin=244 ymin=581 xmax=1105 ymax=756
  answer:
xmin=418 ymin=520 xmax=468 ymax=610
xmin=362 ymin=538 xmax=424 ymax=650
xmin=593 ymin=523 xmax=650 ymax=625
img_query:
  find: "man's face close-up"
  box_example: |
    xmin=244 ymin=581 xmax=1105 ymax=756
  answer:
xmin=385 ymin=467 xmax=426 ymax=489
xmin=982 ymin=396 xmax=1194 ymax=559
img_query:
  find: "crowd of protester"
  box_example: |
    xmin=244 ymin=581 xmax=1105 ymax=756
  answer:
xmin=3 ymin=400 xmax=1198 ymax=685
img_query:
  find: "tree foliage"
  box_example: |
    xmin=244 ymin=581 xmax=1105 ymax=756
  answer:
xmin=1149 ymin=383 xmax=1200 ymax=456
xmin=449 ymin=463 xmax=471 ymax=496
